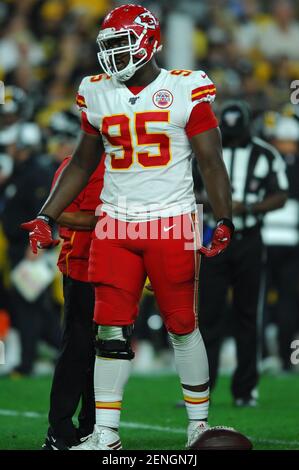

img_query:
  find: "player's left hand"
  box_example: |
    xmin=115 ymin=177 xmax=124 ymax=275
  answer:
xmin=199 ymin=218 xmax=234 ymax=258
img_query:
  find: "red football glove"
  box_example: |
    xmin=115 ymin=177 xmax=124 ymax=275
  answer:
xmin=20 ymin=215 xmax=60 ymax=254
xmin=199 ymin=219 xmax=234 ymax=258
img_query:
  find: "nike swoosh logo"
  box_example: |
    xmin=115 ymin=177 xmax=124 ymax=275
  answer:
xmin=163 ymin=224 xmax=176 ymax=232
xmin=201 ymin=73 xmax=207 ymax=78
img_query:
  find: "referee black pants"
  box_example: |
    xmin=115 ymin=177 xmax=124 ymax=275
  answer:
xmin=48 ymin=276 xmax=95 ymax=443
xmin=199 ymin=227 xmax=263 ymax=399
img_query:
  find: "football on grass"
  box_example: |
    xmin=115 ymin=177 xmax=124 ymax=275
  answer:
xmin=190 ymin=426 xmax=253 ymax=450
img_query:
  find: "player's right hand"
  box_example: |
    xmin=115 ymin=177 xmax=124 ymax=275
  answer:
xmin=20 ymin=216 xmax=60 ymax=254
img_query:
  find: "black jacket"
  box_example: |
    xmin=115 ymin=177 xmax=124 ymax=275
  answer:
xmin=1 ymin=155 xmax=53 ymax=267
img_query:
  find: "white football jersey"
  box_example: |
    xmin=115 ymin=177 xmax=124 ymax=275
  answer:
xmin=77 ymin=68 xmax=216 ymax=221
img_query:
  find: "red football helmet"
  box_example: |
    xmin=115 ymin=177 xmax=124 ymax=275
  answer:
xmin=97 ymin=4 xmax=162 ymax=82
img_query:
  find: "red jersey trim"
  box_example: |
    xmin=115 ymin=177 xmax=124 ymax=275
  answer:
xmin=76 ymin=93 xmax=87 ymax=108
xmin=126 ymin=86 xmax=145 ymax=95
xmin=81 ymin=111 xmax=100 ymax=135
xmin=185 ymin=102 xmax=218 ymax=138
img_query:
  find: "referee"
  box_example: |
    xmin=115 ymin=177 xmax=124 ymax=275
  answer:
xmin=194 ymin=101 xmax=288 ymax=406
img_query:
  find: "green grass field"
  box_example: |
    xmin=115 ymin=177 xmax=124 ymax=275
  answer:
xmin=0 ymin=373 xmax=298 ymax=450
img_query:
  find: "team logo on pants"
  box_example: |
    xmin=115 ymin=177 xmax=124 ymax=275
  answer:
xmin=152 ymin=89 xmax=173 ymax=108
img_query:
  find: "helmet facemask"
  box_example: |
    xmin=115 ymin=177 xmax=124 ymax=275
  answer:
xmin=97 ymin=27 xmax=159 ymax=82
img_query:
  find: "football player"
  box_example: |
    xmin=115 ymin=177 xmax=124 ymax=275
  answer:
xmin=21 ymin=4 xmax=234 ymax=449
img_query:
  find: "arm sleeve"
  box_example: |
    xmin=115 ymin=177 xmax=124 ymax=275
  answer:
xmin=81 ymin=111 xmax=100 ymax=135
xmin=182 ymin=70 xmax=218 ymax=136
xmin=185 ymin=102 xmax=218 ymax=138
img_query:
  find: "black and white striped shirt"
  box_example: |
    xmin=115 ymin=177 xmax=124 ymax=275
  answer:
xmin=193 ymin=136 xmax=289 ymax=231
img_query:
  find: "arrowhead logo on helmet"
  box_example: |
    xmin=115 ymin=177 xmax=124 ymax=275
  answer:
xmin=134 ymin=12 xmax=158 ymax=30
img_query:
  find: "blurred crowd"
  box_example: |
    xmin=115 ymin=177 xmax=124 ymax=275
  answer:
xmin=0 ymin=0 xmax=299 ymax=376
xmin=1 ymin=0 xmax=299 ymax=117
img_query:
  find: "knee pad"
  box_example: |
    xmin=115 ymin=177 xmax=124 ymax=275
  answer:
xmin=94 ymin=323 xmax=135 ymax=360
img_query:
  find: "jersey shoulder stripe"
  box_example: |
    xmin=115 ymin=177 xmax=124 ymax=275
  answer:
xmin=191 ymin=84 xmax=216 ymax=102
xmin=76 ymin=94 xmax=87 ymax=109
xmin=189 ymin=70 xmax=216 ymax=103
xmin=167 ymin=69 xmax=217 ymax=105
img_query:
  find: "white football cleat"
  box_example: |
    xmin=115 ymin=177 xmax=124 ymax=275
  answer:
xmin=186 ymin=421 xmax=209 ymax=449
xmin=70 ymin=426 xmax=122 ymax=450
